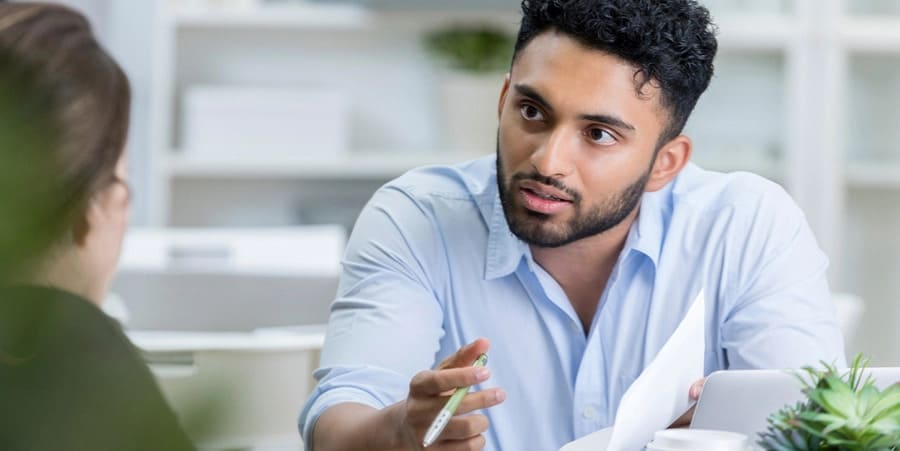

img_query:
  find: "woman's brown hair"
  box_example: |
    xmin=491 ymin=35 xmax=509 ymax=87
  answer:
xmin=0 ymin=2 xmax=131 ymax=247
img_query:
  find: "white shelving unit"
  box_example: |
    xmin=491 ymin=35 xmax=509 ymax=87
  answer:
xmin=141 ymin=0 xmax=525 ymax=231
xmin=832 ymin=0 xmax=900 ymax=364
xmin=105 ymin=0 xmax=898 ymax=363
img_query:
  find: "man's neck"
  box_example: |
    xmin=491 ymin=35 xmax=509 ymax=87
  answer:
xmin=530 ymin=206 xmax=640 ymax=333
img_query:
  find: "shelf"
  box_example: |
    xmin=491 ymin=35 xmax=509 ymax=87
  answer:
xmin=840 ymin=18 xmax=900 ymax=52
xmin=167 ymin=151 xmax=482 ymax=179
xmin=845 ymin=161 xmax=900 ymax=188
xmin=128 ymin=327 xmax=326 ymax=353
xmin=715 ymin=16 xmax=800 ymax=50
xmin=171 ymin=3 xmax=371 ymax=29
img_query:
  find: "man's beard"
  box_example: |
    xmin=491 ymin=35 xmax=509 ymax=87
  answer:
xmin=496 ymin=146 xmax=651 ymax=248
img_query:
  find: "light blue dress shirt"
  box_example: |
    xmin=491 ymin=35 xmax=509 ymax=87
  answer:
xmin=299 ymin=155 xmax=845 ymax=450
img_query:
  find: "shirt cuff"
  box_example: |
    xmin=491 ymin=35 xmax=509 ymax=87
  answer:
xmin=299 ymin=382 xmax=391 ymax=450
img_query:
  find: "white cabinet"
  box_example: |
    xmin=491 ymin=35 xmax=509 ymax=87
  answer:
xmin=114 ymin=0 xmax=898 ymax=363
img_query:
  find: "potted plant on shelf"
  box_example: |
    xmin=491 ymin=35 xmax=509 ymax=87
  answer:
xmin=758 ymin=354 xmax=900 ymax=450
xmin=423 ymin=25 xmax=514 ymax=155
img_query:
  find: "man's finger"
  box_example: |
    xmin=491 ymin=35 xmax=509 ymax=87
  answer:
xmin=434 ymin=434 xmax=486 ymax=451
xmin=454 ymin=388 xmax=506 ymax=415
xmin=689 ymin=378 xmax=706 ymax=400
xmin=437 ymin=338 xmax=490 ymax=370
xmin=409 ymin=366 xmax=491 ymax=397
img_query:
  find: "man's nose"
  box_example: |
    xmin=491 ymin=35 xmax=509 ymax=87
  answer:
xmin=530 ymin=127 xmax=575 ymax=178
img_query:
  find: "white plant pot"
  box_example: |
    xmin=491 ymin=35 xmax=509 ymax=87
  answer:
xmin=438 ymin=72 xmax=505 ymax=156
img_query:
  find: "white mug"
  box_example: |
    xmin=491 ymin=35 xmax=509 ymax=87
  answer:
xmin=645 ymin=429 xmax=750 ymax=451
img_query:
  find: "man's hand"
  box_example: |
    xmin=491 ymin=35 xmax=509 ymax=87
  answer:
xmin=669 ymin=378 xmax=706 ymax=428
xmin=312 ymin=338 xmax=506 ymax=451
xmin=392 ymin=338 xmax=506 ymax=450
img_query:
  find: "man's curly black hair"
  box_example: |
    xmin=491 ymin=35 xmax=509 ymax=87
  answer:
xmin=513 ymin=0 xmax=718 ymax=146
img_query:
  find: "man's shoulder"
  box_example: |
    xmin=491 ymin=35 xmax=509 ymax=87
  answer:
xmin=662 ymin=163 xmax=809 ymax=254
xmin=354 ymin=154 xmax=498 ymax=242
xmin=673 ymin=163 xmax=796 ymax=215
xmin=382 ymin=154 xmax=497 ymax=204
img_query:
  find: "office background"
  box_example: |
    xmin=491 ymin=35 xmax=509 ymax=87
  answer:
xmin=23 ymin=0 xmax=899 ymax=448
xmin=52 ymin=0 xmax=900 ymax=364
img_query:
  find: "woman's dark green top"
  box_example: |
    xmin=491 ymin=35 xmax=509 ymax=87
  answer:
xmin=0 ymin=285 xmax=195 ymax=451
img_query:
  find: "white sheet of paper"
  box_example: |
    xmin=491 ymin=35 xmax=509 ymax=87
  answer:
xmin=559 ymin=426 xmax=613 ymax=451
xmin=559 ymin=290 xmax=706 ymax=451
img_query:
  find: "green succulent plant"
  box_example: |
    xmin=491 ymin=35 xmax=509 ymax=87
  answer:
xmin=758 ymin=354 xmax=900 ymax=451
xmin=423 ymin=25 xmax=514 ymax=73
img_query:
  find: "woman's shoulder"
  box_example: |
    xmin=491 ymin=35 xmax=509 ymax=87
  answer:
xmin=0 ymin=285 xmax=196 ymax=451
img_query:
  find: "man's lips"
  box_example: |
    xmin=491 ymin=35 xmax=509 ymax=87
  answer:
xmin=518 ymin=180 xmax=573 ymax=202
xmin=517 ymin=181 xmax=573 ymax=214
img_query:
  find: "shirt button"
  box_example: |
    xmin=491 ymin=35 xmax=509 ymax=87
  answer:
xmin=582 ymin=405 xmax=597 ymax=420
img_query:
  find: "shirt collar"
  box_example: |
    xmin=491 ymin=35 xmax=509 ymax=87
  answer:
xmin=484 ymin=190 xmax=529 ymax=280
xmin=626 ymin=180 xmax=673 ymax=268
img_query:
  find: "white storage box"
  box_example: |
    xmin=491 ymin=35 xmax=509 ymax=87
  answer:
xmin=110 ymin=226 xmax=344 ymax=331
xmin=117 ymin=225 xmax=345 ymax=276
xmin=182 ymin=85 xmax=349 ymax=158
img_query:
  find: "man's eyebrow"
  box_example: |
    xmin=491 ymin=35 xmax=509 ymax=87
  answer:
xmin=578 ymin=113 xmax=636 ymax=132
xmin=514 ymin=84 xmax=554 ymax=113
xmin=514 ymin=83 xmax=636 ymax=132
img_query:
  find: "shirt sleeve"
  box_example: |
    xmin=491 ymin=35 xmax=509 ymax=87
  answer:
xmin=719 ymin=180 xmax=846 ymax=370
xmin=299 ymin=185 xmax=447 ymax=448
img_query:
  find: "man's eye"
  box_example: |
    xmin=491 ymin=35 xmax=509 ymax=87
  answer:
xmin=520 ymin=104 xmax=544 ymax=121
xmin=587 ymin=128 xmax=616 ymax=145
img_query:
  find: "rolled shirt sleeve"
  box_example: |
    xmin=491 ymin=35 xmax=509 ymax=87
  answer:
xmin=299 ymin=185 xmax=447 ymax=447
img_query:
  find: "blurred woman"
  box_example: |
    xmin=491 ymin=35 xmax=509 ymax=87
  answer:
xmin=0 ymin=4 xmax=194 ymax=450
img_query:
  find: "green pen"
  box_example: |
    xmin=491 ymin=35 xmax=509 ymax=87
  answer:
xmin=422 ymin=353 xmax=488 ymax=448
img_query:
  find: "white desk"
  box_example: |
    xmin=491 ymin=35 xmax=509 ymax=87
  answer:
xmin=129 ymin=327 xmax=327 ymax=451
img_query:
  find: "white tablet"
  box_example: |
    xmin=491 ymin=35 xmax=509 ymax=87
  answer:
xmin=690 ymin=367 xmax=900 ymax=442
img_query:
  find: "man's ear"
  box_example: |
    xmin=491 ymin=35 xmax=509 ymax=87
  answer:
xmin=646 ymin=134 xmax=692 ymax=192
xmin=497 ymin=73 xmax=511 ymax=118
